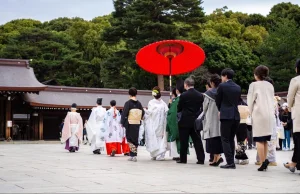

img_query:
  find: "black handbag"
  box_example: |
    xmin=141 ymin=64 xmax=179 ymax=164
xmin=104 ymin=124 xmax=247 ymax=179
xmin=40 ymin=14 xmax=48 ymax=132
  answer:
xmin=195 ymin=113 xmax=205 ymax=131
xmin=177 ymin=112 xmax=182 ymax=123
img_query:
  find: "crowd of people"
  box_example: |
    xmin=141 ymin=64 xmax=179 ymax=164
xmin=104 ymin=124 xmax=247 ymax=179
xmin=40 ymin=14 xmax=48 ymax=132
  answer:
xmin=60 ymin=60 xmax=300 ymax=175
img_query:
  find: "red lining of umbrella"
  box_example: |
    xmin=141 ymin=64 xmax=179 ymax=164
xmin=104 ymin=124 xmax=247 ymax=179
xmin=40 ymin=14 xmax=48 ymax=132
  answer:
xmin=136 ymin=40 xmax=206 ymax=76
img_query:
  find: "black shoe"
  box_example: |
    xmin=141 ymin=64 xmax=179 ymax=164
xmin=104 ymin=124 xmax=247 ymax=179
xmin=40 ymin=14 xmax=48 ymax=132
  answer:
xmin=209 ymin=162 xmax=216 ymax=166
xmin=173 ymin=157 xmax=180 ymax=161
xmin=235 ymin=153 xmax=248 ymax=161
xmin=124 ymin=153 xmax=130 ymax=156
xmin=93 ymin=149 xmax=101 ymax=155
xmin=258 ymin=159 xmax=270 ymax=171
xmin=248 ymin=146 xmax=252 ymax=150
xmin=220 ymin=164 xmax=236 ymax=169
xmin=212 ymin=158 xmax=224 ymax=167
xmin=196 ymin=161 xmax=205 ymax=165
xmin=176 ymin=160 xmax=187 ymax=164
xmin=111 ymin=150 xmax=116 ymax=157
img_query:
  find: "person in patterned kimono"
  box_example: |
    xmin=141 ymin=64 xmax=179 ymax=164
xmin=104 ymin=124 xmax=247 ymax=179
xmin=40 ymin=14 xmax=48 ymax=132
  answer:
xmin=86 ymin=98 xmax=107 ymax=155
xmin=104 ymin=100 xmax=124 ymax=156
xmin=121 ymin=88 xmax=145 ymax=162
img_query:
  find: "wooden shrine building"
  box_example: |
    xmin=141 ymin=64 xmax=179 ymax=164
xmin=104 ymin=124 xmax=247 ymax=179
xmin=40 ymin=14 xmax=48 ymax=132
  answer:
xmin=0 ymin=59 xmax=169 ymax=141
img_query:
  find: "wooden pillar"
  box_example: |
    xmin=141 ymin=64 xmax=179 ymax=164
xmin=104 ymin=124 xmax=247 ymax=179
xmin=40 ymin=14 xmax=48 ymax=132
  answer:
xmin=5 ymin=100 xmax=11 ymax=139
xmin=0 ymin=100 xmax=4 ymax=138
xmin=157 ymin=75 xmax=164 ymax=91
xmin=34 ymin=116 xmax=39 ymax=140
xmin=39 ymin=113 xmax=43 ymax=140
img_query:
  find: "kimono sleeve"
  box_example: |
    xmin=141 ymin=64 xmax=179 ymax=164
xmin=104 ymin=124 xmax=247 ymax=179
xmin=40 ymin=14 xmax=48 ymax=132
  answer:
xmin=62 ymin=113 xmax=70 ymax=133
xmin=61 ymin=113 xmax=71 ymax=143
xmin=117 ymin=110 xmax=121 ymax=123
xmin=77 ymin=113 xmax=83 ymax=143
xmin=121 ymin=102 xmax=130 ymax=126
xmin=146 ymin=100 xmax=155 ymax=115
xmin=140 ymin=102 xmax=145 ymax=118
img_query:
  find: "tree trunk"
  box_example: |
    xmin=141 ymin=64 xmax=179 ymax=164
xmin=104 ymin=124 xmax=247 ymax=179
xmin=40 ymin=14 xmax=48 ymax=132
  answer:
xmin=157 ymin=75 xmax=164 ymax=91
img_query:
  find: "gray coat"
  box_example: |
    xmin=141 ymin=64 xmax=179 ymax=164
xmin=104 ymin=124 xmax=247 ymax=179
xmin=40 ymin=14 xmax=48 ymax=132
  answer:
xmin=202 ymin=88 xmax=221 ymax=140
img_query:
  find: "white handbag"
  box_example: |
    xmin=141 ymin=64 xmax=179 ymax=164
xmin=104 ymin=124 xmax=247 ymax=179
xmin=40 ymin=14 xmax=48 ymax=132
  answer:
xmin=246 ymin=116 xmax=252 ymax=126
xmin=277 ymin=124 xmax=285 ymax=140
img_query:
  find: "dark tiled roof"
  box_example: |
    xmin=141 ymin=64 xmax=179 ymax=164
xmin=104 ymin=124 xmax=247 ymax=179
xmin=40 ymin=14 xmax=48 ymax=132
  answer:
xmin=24 ymin=86 xmax=170 ymax=108
xmin=0 ymin=59 xmax=46 ymax=93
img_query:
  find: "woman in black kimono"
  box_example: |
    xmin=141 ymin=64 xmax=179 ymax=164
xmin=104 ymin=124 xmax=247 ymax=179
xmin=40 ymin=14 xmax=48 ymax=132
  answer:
xmin=121 ymin=87 xmax=145 ymax=162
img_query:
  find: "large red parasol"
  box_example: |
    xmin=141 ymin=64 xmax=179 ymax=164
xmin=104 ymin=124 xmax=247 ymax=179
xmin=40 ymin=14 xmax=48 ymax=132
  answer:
xmin=136 ymin=40 xmax=206 ymax=97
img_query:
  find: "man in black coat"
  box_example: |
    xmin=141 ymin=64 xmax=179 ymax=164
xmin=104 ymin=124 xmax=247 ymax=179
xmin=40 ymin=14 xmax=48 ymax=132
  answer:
xmin=177 ymin=76 xmax=205 ymax=164
xmin=216 ymin=68 xmax=241 ymax=169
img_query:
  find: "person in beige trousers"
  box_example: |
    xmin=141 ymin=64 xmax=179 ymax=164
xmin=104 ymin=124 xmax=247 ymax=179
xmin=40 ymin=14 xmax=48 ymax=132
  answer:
xmin=284 ymin=59 xmax=300 ymax=174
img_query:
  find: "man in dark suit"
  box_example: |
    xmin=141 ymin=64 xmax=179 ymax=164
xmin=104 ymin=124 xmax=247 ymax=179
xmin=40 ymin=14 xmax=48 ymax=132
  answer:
xmin=177 ymin=76 xmax=205 ymax=164
xmin=216 ymin=68 xmax=241 ymax=169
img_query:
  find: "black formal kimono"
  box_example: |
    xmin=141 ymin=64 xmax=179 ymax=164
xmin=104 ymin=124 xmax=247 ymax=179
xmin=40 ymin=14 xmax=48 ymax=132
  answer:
xmin=121 ymin=99 xmax=144 ymax=157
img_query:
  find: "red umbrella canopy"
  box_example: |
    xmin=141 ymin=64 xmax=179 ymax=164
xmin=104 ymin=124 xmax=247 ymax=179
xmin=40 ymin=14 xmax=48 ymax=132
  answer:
xmin=136 ymin=40 xmax=206 ymax=76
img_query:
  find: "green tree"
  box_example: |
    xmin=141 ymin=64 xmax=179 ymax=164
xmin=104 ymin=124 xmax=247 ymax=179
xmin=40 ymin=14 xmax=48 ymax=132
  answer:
xmin=43 ymin=17 xmax=85 ymax=32
xmin=259 ymin=19 xmax=300 ymax=91
xmin=0 ymin=28 xmax=98 ymax=86
xmin=102 ymin=0 xmax=206 ymax=89
xmin=268 ymin=2 xmax=300 ymax=25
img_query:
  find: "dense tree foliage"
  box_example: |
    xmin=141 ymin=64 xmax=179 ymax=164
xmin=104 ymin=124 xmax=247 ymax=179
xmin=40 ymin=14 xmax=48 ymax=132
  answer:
xmin=0 ymin=1 xmax=299 ymax=92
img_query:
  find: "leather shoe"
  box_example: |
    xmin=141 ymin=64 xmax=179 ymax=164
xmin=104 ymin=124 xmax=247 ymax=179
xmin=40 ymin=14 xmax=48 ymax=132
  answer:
xmin=196 ymin=161 xmax=204 ymax=165
xmin=176 ymin=160 xmax=187 ymax=164
xmin=220 ymin=164 xmax=236 ymax=169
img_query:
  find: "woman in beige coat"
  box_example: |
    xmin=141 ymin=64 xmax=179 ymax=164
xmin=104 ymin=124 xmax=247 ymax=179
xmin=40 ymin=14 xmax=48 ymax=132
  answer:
xmin=284 ymin=59 xmax=300 ymax=173
xmin=247 ymin=65 xmax=275 ymax=171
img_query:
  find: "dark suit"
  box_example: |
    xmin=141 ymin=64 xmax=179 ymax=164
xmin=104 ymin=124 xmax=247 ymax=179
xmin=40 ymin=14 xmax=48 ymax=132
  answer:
xmin=216 ymin=80 xmax=241 ymax=165
xmin=178 ymin=88 xmax=205 ymax=163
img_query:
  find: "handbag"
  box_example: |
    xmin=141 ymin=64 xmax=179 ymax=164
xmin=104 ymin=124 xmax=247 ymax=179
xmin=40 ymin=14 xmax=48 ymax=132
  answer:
xmin=277 ymin=124 xmax=285 ymax=139
xmin=195 ymin=112 xmax=205 ymax=131
xmin=246 ymin=116 xmax=252 ymax=126
xmin=177 ymin=112 xmax=182 ymax=123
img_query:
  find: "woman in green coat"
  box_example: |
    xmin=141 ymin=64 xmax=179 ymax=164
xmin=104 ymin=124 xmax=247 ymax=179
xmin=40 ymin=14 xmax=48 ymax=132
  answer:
xmin=167 ymin=80 xmax=189 ymax=160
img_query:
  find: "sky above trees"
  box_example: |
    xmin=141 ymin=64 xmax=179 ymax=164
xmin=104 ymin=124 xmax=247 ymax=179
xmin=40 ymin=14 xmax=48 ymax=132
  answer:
xmin=1 ymin=0 xmax=299 ymax=24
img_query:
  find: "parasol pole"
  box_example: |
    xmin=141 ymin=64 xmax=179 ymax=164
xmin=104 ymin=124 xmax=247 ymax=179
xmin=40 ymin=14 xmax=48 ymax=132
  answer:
xmin=168 ymin=45 xmax=173 ymax=99
xmin=169 ymin=57 xmax=172 ymax=99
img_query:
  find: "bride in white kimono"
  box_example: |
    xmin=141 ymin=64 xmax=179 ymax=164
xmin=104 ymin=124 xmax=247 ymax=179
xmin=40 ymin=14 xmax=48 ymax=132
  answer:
xmin=86 ymin=98 xmax=107 ymax=154
xmin=61 ymin=103 xmax=83 ymax=152
xmin=144 ymin=87 xmax=169 ymax=161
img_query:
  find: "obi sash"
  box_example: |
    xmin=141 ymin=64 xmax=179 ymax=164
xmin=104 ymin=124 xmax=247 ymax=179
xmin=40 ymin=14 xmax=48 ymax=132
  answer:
xmin=128 ymin=109 xmax=142 ymax=124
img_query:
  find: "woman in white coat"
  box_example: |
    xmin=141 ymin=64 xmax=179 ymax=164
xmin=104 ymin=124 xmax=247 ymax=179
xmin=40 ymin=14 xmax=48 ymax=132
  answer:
xmin=284 ymin=59 xmax=300 ymax=173
xmin=247 ymin=65 xmax=275 ymax=171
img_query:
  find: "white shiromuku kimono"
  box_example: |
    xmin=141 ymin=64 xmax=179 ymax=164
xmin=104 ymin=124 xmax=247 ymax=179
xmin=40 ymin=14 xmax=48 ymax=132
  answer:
xmin=104 ymin=107 xmax=124 ymax=155
xmin=61 ymin=112 xmax=83 ymax=152
xmin=139 ymin=120 xmax=145 ymax=143
xmin=144 ymin=98 xmax=169 ymax=160
xmin=86 ymin=106 xmax=107 ymax=153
